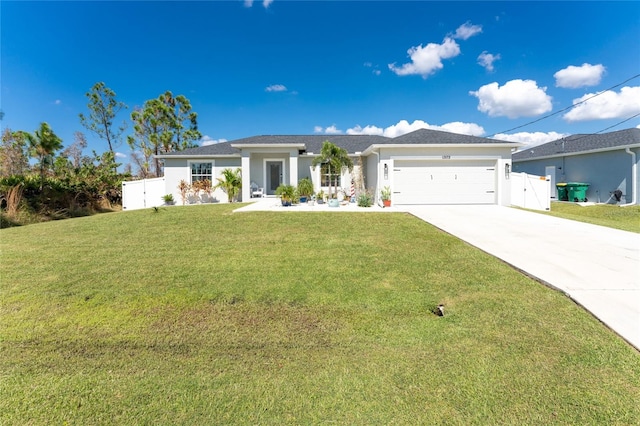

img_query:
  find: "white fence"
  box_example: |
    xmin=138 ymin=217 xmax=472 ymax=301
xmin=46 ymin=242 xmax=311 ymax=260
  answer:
xmin=511 ymin=172 xmax=551 ymax=211
xmin=122 ymin=178 xmax=166 ymax=211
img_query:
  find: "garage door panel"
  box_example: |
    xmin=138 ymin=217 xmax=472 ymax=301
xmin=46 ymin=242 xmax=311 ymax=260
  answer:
xmin=393 ymin=160 xmax=496 ymax=205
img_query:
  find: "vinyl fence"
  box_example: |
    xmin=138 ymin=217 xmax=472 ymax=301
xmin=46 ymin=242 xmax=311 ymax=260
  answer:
xmin=122 ymin=178 xmax=166 ymax=211
xmin=511 ymin=172 xmax=551 ymax=211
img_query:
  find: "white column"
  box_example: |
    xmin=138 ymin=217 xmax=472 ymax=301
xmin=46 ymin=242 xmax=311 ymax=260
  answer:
xmin=241 ymin=151 xmax=251 ymax=202
xmin=289 ymin=150 xmax=299 ymax=186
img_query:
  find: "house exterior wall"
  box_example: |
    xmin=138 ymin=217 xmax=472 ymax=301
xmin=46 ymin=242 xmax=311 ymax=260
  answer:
xmin=163 ymin=157 xmax=241 ymax=204
xmin=513 ymin=148 xmax=639 ymax=204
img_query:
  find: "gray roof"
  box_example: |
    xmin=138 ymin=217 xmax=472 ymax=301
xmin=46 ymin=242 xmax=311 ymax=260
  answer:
xmin=392 ymin=128 xmax=509 ymax=145
xmin=513 ymin=128 xmax=640 ymax=161
xmin=159 ymin=128 xmax=519 ymax=158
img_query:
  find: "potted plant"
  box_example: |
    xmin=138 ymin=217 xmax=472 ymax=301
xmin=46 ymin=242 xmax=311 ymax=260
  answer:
xmin=162 ymin=194 xmax=175 ymax=205
xmin=380 ymin=186 xmax=391 ymax=207
xmin=276 ymin=184 xmax=296 ymax=206
xmin=316 ymin=190 xmax=325 ymax=204
xmin=297 ymin=177 xmax=314 ymax=203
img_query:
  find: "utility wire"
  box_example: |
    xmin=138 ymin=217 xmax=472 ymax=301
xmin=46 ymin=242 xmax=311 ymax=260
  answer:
xmin=561 ymin=112 xmax=640 ymax=144
xmin=487 ymin=73 xmax=640 ymax=138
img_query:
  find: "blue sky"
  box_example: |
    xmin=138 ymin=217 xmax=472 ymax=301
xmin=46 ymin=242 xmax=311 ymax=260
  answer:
xmin=2 ymin=1 xmax=639 ymax=165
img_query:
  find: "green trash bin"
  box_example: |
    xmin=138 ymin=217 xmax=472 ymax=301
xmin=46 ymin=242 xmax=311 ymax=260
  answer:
xmin=566 ymin=182 xmax=590 ymax=202
xmin=556 ymin=183 xmax=568 ymax=201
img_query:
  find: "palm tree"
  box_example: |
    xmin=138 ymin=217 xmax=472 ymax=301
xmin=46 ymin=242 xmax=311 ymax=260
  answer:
xmin=26 ymin=122 xmax=63 ymax=190
xmin=312 ymin=141 xmax=353 ymax=198
xmin=214 ymin=168 xmax=242 ymax=203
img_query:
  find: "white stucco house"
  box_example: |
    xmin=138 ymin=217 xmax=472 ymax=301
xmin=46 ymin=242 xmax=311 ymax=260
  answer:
xmin=155 ymin=128 xmax=522 ymax=206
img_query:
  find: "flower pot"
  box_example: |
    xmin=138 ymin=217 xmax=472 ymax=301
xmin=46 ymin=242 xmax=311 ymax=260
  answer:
xmin=328 ymin=199 xmax=340 ymax=207
xmin=382 ymin=199 xmax=391 ymax=207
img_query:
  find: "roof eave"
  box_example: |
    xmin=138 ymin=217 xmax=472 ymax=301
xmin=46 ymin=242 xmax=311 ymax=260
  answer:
xmin=362 ymin=142 xmax=522 ymax=156
xmin=513 ymin=143 xmax=640 ymax=162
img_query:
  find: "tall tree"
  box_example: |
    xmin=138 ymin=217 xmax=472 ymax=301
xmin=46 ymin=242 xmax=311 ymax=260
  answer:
xmin=79 ymin=82 xmax=127 ymax=153
xmin=25 ymin=122 xmax=63 ymax=190
xmin=128 ymin=91 xmax=201 ymax=177
xmin=159 ymin=91 xmax=201 ymax=151
xmin=62 ymin=131 xmax=88 ymax=168
xmin=312 ymin=141 xmax=353 ymax=198
xmin=0 ymin=128 xmax=30 ymax=177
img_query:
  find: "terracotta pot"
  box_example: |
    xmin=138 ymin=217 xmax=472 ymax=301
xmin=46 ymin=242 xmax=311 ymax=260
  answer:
xmin=382 ymin=199 xmax=391 ymax=207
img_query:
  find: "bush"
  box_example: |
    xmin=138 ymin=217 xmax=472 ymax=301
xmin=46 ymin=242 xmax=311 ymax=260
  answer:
xmin=357 ymin=192 xmax=373 ymax=207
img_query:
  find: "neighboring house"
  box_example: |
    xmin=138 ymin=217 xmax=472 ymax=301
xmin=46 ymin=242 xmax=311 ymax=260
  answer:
xmin=512 ymin=128 xmax=640 ymax=205
xmin=156 ymin=128 xmax=522 ymax=206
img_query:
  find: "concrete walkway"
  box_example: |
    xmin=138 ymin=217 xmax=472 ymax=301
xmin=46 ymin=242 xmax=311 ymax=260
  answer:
xmin=403 ymin=205 xmax=640 ymax=351
xmin=237 ymin=199 xmax=640 ymax=350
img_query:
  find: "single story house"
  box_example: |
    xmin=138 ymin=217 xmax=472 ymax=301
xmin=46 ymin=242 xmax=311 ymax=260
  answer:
xmin=156 ymin=128 xmax=522 ymax=206
xmin=512 ymin=128 xmax=640 ymax=205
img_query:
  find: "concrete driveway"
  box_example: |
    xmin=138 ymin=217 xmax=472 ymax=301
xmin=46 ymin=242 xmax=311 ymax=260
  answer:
xmin=403 ymin=205 xmax=640 ymax=351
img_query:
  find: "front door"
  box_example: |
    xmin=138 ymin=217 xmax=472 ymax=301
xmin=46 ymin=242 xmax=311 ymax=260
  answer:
xmin=266 ymin=161 xmax=283 ymax=195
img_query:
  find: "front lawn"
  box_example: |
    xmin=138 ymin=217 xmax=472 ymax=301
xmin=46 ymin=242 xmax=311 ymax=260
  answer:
xmin=1 ymin=204 xmax=638 ymax=424
xmin=543 ymin=202 xmax=640 ymax=233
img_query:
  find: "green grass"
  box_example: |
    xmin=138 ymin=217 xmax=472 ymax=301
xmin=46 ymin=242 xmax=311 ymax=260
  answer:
xmin=1 ymin=204 xmax=639 ymax=424
xmin=540 ymin=202 xmax=640 ymax=233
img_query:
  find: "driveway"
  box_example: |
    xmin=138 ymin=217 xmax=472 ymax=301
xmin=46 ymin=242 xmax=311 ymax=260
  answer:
xmin=403 ymin=205 xmax=640 ymax=351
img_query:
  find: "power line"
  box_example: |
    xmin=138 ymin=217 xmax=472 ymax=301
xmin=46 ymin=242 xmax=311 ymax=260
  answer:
xmin=562 ymin=112 xmax=640 ymax=144
xmin=487 ymin=73 xmax=640 ymax=138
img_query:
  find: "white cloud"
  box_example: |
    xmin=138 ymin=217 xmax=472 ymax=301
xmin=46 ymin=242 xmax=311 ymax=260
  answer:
xmin=388 ymin=37 xmax=460 ymax=78
xmin=346 ymin=125 xmax=384 ymax=136
xmin=493 ymin=131 xmax=568 ymax=148
xmin=325 ymin=125 xmax=342 ymax=134
xmin=53 ymin=99 xmax=62 ymax=105
xmin=200 ymin=135 xmax=227 ymax=146
xmin=115 ymin=152 xmax=127 ymax=159
xmin=469 ymin=79 xmax=553 ymax=119
xmin=346 ymin=120 xmax=485 ymax=138
xmin=563 ymin=86 xmax=640 ymax=122
xmin=453 ymin=22 xmax=482 ymax=40
xmin=364 ymin=62 xmax=382 ymax=75
xmin=245 ymin=0 xmax=273 ymax=8
xmin=315 ymin=125 xmax=343 ymax=134
xmin=477 ymin=51 xmax=500 ymax=72
xmin=265 ymin=84 xmax=287 ymax=92
xmin=554 ymin=63 xmax=605 ymax=88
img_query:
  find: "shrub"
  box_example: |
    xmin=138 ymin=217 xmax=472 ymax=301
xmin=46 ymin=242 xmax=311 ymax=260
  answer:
xmin=357 ymin=192 xmax=373 ymax=207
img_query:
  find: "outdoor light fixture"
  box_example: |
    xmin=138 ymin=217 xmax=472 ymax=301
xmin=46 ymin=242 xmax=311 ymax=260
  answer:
xmin=505 ymin=163 xmax=510 ymax=180
xmin=384 ymin=163 xmax=388 ymax=180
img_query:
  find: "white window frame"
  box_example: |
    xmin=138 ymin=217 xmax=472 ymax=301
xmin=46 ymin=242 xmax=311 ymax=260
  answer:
xmin=188 ymin=160 xmax=214 ymax=184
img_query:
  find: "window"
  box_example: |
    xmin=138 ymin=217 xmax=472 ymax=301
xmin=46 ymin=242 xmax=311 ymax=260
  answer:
xmin=190 ymin=162 xmax=213 ymax=184
xmin=320 ymin=163 xmax=340 ymax=187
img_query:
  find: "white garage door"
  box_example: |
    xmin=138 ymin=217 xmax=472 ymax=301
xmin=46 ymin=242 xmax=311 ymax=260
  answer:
xmin=393 ymin=160 xmax=497 ymax=205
